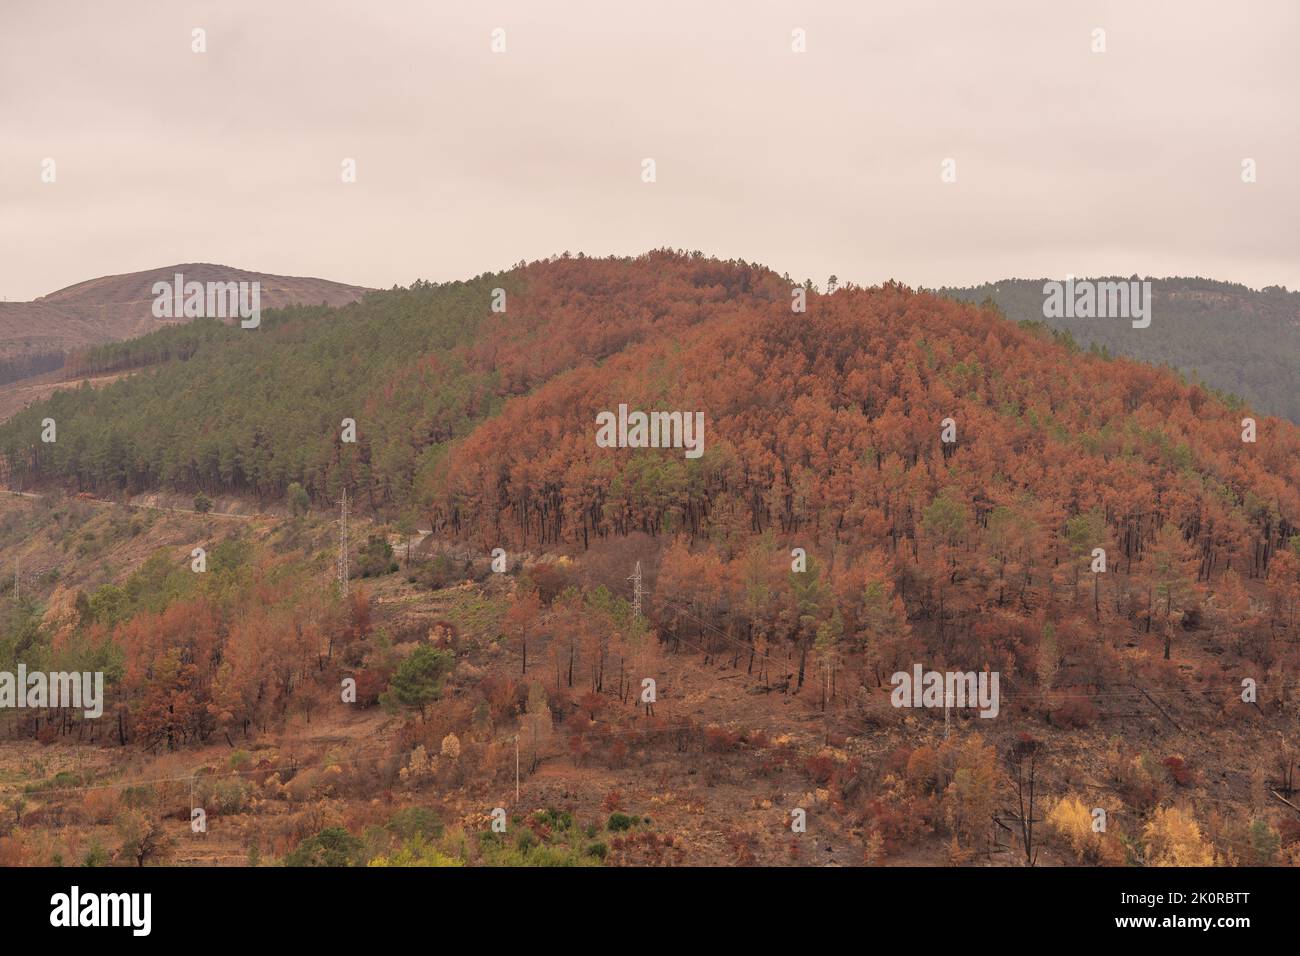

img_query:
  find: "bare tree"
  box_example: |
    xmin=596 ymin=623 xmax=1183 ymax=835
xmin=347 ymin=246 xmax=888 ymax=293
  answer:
xmin=115 ymin=809 xmax=173 ymax=867
xmin=1277 ymin=738 xmax=1296 ymax=796
xmin=1007 ymin=735 xmax=1042 ymax=866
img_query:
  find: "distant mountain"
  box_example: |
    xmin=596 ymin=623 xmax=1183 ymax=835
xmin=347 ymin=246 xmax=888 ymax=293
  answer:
xmin=941 ymin=278 xmax=1300 ymax=422
xmin=0 ymin=264 xmax=370 ymax=384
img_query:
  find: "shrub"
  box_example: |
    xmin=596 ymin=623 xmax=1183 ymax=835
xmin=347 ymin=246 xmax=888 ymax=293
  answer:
xmin=1163 ymin=756 xmax=1194 ymax=787
xmin=705 ymin=726 xmax=741 ymax=753
xmin=1249 ymin=819 xmax=1280 ymax=865
xmin=1052 ymin=696 xmax=1098 ymax=728
xmin=479 ymin=842 xmax=601 ymax=867
xmin=607 ymin=812 xmax=639 ymax=832
xmin=353 ymin=667 xmax=391 ymax=707
xmin=81 ymin=840 xmax=109 ymax=868
xmin=527 ymin=562 xmax=578 ymax=604
xmin=804 ymin=752 xmax=835 ymax=786
xmin=532 ymin=809 xmax=573 ymax=832
xmin=387 ymin=807 xmax=444 ymax=841
xmin=418 ymin=555 xmax=469 ymax=590
xmin=117 ymin=785 xmax=156 ymax=809
xmin=357 ymin=535 xmax=398 ymax=578
xmin=282 ymin=827 xmax=365 ymax=867
xmin=368 ymin=837 xmax=463 ymax=867
xmin=904 ymin=745 xmax=939 ymax=791
xmin=198 ymin=778 xmax=252 ymax=816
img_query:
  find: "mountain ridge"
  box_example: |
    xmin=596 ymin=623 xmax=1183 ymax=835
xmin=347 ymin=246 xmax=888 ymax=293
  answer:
xmin=0 ymin=263 xmax=372 ymax=386
xmin=942 ymin=278 xmax=1300 ymax=422
xmin=1 ymin=252 xmax=1295 ymax=559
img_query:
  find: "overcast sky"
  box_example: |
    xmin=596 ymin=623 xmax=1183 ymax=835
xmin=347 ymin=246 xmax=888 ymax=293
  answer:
xmin=2 ymin=0 xmax=1296 ymax=300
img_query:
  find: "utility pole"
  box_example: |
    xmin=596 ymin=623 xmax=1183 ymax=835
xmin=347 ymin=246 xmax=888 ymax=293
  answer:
xmin=515 ymin=734 xmax=520 ymax=804
xmin=337 ymin=489 xmax=349 ymax=591
xmin=628 ymin=560 xmax=644 ymax=704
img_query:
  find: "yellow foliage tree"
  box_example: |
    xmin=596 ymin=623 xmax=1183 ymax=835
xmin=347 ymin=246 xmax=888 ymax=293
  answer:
xmin=1143 ymin=806 xmax=1215 ymax=866
xmin=1046 ymin=794 xmax=1100 ymax=861
xmin=942 ymin=733 xmax=997 ymax=855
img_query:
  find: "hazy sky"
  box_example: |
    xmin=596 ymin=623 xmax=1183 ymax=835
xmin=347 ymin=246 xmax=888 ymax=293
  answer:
xmin=2 ymin=0 xmax=1297 ymax=300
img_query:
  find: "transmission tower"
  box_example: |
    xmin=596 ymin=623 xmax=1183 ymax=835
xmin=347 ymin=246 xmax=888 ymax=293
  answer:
xmin=628 ymin=560 xmax=643 ymax=619
xmin=337 ymin=489 xmax=349 ymax=590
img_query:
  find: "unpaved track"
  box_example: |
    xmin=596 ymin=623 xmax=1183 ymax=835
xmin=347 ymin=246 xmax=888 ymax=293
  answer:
xmin=5 ymin=488 xmax=264 ymax=521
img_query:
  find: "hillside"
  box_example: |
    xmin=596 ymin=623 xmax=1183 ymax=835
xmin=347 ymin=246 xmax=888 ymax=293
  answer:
xmin=0 ymin=264 xmax=371 ymax=386
xmin=943 ymin=279 xmax=1300 ymax=423
xmin=0 ymin=252 xmax=1296 ymax=869
xmin=2 ymin=255 xmax=1297 ymax=545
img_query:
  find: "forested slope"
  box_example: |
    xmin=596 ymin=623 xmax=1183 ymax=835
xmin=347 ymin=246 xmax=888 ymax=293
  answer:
xmin=1 ymin=253 xmax=1297 ymax=870
xmin=0 ymin=254 xmax=779 ymax=510
xmin=3 ymin=253 xmax=1298 ymax=591
xmin=943 ymin=279 xmax=1300 ymax=422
